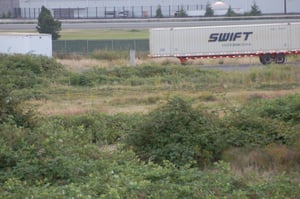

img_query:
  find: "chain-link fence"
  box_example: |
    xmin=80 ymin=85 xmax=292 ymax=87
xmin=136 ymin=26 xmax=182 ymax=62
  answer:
xmin=13 ymin=4 xmax=206 ymax=19
xmin=53 ymin=39 xmax=149 ymax=55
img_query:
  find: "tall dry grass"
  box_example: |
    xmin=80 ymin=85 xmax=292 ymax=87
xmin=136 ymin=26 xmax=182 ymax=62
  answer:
xmin=38 ymin=54 xmax=300 ymax=116
xmin=223 ymin=143 xmax=300 ymax=174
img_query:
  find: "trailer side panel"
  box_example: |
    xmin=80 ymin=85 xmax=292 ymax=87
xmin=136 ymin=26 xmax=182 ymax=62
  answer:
xmin=149 ymin=23 xmax=300 ymax=59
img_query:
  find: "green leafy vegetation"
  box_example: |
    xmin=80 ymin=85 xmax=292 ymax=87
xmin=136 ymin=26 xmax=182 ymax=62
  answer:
xmin=1 ymin=11 xmax=11 ymax=18
xmin=245 ymin=1 xmax=262 ymax=16
xmin=176 ymin=7 xmax=188 ymax=17
xmin=0 ymin=54 xmax=65 ymax=127
xmin=1 ymin=55 xmax=300 ymax=198
xmin=205 ymin=3 xmax=214 ymax=17
xmin=226 ymin=6 xmax=237 ymax=17
xmin=36 ymin=6 xmax=62 ymax=40
xmin=155 ymin=5 xmax=163 ymax=18
xmin=126 ymin=97 xmax=224 ymax=168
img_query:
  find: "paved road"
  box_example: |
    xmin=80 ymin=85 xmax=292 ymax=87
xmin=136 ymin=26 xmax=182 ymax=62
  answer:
xmin=62 ymin=18 xmax=300 ymax=30
xmin=1 ymin=17 xmax=300 ymax=31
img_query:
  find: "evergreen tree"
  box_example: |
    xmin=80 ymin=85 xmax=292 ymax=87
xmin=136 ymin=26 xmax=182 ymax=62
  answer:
xmin=156 ymin=5 xmax=163 ymax=18
xmin=36 ymin=6 xmax=62 ymax=40
xmin=178 ymin=7 xmax=187 ymax=17
xmin=226 ymin=6 xmax=236 ymax=16
xmin=204 ymin=2 xmax=214 ymax=17
xmin=248 ymin=1 xmax=262 ymax=16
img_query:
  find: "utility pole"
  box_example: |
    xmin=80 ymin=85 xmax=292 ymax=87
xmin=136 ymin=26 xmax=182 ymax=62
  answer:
xmin=284 ymin=0 xmax=287 ymax=14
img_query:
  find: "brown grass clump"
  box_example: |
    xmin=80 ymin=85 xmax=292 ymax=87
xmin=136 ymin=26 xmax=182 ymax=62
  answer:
xmin=223 ymin=144 xmax=300 ymax=174
xmin=223 ymin=148 xmax=273 ymax=172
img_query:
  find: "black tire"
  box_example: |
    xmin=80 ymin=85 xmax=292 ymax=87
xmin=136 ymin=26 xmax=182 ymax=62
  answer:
xmin=275 ymin=53 xmax=286 ymax=64
xmin=260 ymin=54 xmax=272 ymax=65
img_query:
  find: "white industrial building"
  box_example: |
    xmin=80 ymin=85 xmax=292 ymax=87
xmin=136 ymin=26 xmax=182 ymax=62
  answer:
xmin=0 ymin=0 xmax=299 ymax=18
xmin=0 ymin=33 xmax=52 ymax=57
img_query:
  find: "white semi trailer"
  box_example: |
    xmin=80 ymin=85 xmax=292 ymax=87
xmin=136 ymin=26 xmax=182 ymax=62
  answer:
xmin=149 ymin=23 xmax=300 ymax=64
xmin=0 ymin=33 xmax=52 ymax=57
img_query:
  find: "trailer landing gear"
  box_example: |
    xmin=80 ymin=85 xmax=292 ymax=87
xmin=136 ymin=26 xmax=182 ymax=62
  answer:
xmin=178 ymin=57 xmax=188 ymax=65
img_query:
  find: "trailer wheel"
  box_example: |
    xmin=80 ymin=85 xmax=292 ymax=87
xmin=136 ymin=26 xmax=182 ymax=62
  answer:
xmin=275 ymin=54 xmax=286 ymax=64
xmin=260 ymin=54 xmax=272 ymax=65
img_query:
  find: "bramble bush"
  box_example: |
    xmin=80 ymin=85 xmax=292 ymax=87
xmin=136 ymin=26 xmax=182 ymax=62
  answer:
xmin=222 ymin=111 xmax=293 ymax=147
xmin=125 ymin=94 xmax=300 ymax=168
xmin=251 ymin=94 xmax=300 ymax=124
xmin=0 ymin=54 xmax=64 ymax=76
xmin=49 ymin=112 xmax=140 ymax=144
xmin=69 ymin=73 xmax=93 ymax=86
xmin=221 ymin=94 xmax=300 ymax=172
xmin=125 ymin=97 xmax=225 ymax=168
xmin=1 ymin=55 xmax=300 ymax=198
xmin=221 ymin=94 xmax=300 ymax=148
xmin=0 ymin=104 xmax=299 ymax=198
xmin=0 ymin=54 xmax=66 ymax=91
xmin=0 ymin=55 xmax=65 ymax=127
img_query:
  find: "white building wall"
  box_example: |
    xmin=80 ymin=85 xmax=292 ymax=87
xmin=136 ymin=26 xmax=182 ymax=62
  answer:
xmin=19 ymin=0 xmax=208 ymax=18
xmin=0 ymin=33 xmax=52 ymax=57
xmin=19 ymin=0 xmax=208 ymax=8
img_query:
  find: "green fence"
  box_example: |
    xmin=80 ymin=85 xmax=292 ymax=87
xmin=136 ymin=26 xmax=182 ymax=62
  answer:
xmin=53 ymin=39 xmax=149 ymax=54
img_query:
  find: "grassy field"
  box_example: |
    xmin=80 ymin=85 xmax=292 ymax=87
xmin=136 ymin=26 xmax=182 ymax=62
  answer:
xmin=2 ymin=53 xmax=300 ymax=199
xmin=27 ymin=56 xmax=300 ymax=116
xmin=2 ymin=29 xmax=300 ymax=198
xmin=59 ymin=29 xmax=149 ymax=40
xmin=0 ymin=28 xmax=149 ymax=40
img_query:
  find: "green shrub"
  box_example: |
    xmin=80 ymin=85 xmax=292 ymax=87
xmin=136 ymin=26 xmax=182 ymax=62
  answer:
xmin=50 ymin=112 xmax=139 ymax=144
xmin=222 ymin=94 xmax=300 ymax=148
xmin=0 ymin=85 xmax=38 ymax=128
xmin=1 ymin=112 xmax=300 ymax=198
xmin=0 ymin=54 xmax=64 ymax=75
xmin=0 ymin=54 xmax=65 ymax=89
xmin=70 ymin=73 xmax=93 ymax=86
xmin=253 ymin=94 xmax=300 ymax=124
xmin=125 ymin=97 xmax=224 ymax=168
xmin=223 ymin=113 xmax=292 ymax=147
xmin=0 ymin=55 xmax=64 ymax=127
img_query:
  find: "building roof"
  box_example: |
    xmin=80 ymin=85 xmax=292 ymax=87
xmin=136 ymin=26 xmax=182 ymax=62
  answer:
xmin=212 ymin=1 xmax=229 ymax=10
